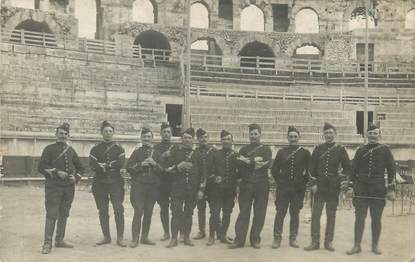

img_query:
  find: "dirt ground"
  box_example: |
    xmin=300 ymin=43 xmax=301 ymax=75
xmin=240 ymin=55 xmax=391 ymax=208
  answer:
xmin=0 ymin=185 xmax=414 ymax=262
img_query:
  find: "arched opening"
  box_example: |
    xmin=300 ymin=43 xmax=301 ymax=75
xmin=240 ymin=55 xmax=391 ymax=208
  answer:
xmin=9 ymin=0 xmax=36 ymax=9
xmin=293 ymin=44 xmax=322 ymax=70
xmin=133 ymin=30 xmax=171 ymax=61
xmin=405 ymin=9 xmax=415 ymax=29
xmin=12 ymin=19 xmax=57 ymax=47
xmin=349 ymin=7 xmax=375 ymax=31
xmin=191 ymin=38 xmax=223 ymax=65
xmin=295 ymin=8 xmax=319 ymax=33
xmin=191 ymin=2 xmax=210 ymax=28
xmin=218 ymin=0 xmax=233 ymax=29
xmin=239 ymin=41 xmax=275 ymax=68
xmin=132 ymin=0 xmax=157 ymax=24
xmin=75 ymin=0 xmax=97 ymax=38
xmin=240 ymin=5 xmax=265 ymax=32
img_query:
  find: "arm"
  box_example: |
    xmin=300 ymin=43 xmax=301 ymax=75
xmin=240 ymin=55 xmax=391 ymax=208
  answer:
xmin=126 ymin=149 xmax=142 ymax=176
xmin=303 ymin=150 xmax=312 ymax=182
xmin=385 ymin=147 xmax=396 ymax=185
xmin=271 ymin=150 xmax=282 ymax=183
xmin=38 ymin=146 xmax=55 ymax=178
xmin=254 ymin=146 xmax=272 ymax=171
xmin=72 ymin=149 xmax=84 ymax=182
xmin=340 ymin=146 xmax=351 ymax=179
xmin=350 ymin=148 xmax=362 ymax=185
xmin=109 ymin=146 xmax=126 ymax=170
xmin=89 ymin=146 xmax=102 ymax=172
xmin=309 ymin=147 xmax=318 ymax=180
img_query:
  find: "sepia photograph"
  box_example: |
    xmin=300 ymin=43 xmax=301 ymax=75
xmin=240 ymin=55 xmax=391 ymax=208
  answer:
xmin=0 ymin=0 xmax=414 ymax=261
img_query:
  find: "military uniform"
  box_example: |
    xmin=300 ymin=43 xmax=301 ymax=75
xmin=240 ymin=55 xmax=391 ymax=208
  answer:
xmin=206 ymin=147 xmax=238 ymax=243
xmin=349 ymin=142 xmax=395 ymax=253
xmin=308 ymin=142 xmax=350 ymax=248
xmin=271 ymin=145 xmax=311 ymax=244
xmin=193 ymin=144 xmax=214 ymax=238
xmin=233 ymin=142 xmax=272 ymax=247
xmin=167 ymin=144 xmax=204 ymax=244
xmin=154 ymin=140 xmax=174 ymax=238
xmin=89 ymin=141 xmax=126 ymax=244
xmin=38 ymin=139 xmax=84 ymax=252
xmin=127 ymin=143 xmax=162 ymax=246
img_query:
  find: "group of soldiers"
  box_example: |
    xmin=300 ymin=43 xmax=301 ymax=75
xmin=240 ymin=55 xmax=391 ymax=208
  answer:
xmin=38 ymin=120 xmax=396 ymax=256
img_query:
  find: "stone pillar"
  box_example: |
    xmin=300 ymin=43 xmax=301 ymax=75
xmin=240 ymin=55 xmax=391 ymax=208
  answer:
xmin=113 ymin=33 xmax=134 ymax=57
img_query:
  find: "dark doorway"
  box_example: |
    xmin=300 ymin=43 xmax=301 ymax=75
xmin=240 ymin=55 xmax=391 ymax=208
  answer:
xmin=272 ymin=4 xmax=289 ymax=32
xmin=356 ymin=111 xmax=373 ymax=135
xmin=218 ymin=0 xmax=233 ymax=29
xmin=356 ymin=43 xmax=374 ymax=72
xmin=166 ymin=104 xmax=182 ymax=136
xmin=239 ymin=41 xmax=275 ymax=68
xmin=134 ymin=30 xmax=171 ymax=60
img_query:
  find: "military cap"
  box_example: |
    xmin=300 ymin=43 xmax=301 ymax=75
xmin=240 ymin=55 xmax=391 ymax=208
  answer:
xmin=196 ymin=128 xmax=207 ymax=138
xmin=323 ymin=122 xmax=336 ymax=132
xmin=57 ymin=122 xmax=70 ymax=133
xmin=287 ymin=125 xmax=300 ymax=136
xmin=141 ymin=126 xmax=152 ymax=136
xmin=101 ymin=120 xmax=114 ymax=132
xmin=220 ymin=129 xmax=232 ymax=138
xmin=367 ymin=122 xmax=380 ymax=131
xmin=160 ymin=122 xmax=171 ymax=131
xmin=248 ymin=123 xmax=261 ymax=133
xmin=183 ymin=127 xmax=195 ymax=137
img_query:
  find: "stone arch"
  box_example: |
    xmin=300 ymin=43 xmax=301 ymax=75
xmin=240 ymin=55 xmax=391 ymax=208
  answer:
xmin=293 ymin=43 xmax=323 ymax=59
xmin=239 ymin=41 xmax=274 ymax=68
xmin=191 ymin=37 xmax=223 ymax=65
xmin=132 ymin=0 xmax=158 ymax=24
xmin=191 ymin=1 xmax=210 ymax=28
xmin=75 ymin=0 xmax=97 ymax=38
xmin=405 ymin=9 xmax=415 ymax=29
xmin=134 ymin=30 xmax=171 ymax=60
xmin=12 ymin=19 xmax=57 ymax=47
xmin=348 ymin=7 xmax=376 ymax=31
xmin=295 ymin=8 xmax=319 ymax=33
xmin=240 ymin=4 xmax=265 ymax=31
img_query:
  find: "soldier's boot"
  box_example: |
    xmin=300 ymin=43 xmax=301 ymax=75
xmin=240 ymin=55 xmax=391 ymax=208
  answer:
xmin=141 ymin=237 xmax=156 ymax=245
xmin=115 ymin=212 xmax=126 ymax=247
xmin=193 ymin=231 xmax=206 ymax=240
xmin=160 ymin=232 xmax=170 ymax=241
xmin=324 ymin=241 xmax=335 ymax=252
xmin=304 ymin=242 xmax=320 ymax=251
xmin=166 ymin=238 xmax=178 ymax=248
xmin=55 ymin=217 xmax=74 ymax=248
xmin=183 ymin=235 xmax=194 ymax=246
xmin=289 ymin=237 xmax=300 ymax=248
xmin=179 ymin=232 xmax=185 ymax=243
xmin=346 ymin=245 xmax=362 ymax=255
xmin=160 ymin=208 xmax=170 ymax=241
xmin=41 ymin=217 xmax=56 ymax=254
xmin=130 ymin=237 xmax=139 ymax=248
xmin=206 ymin=236 xmax=215 ymax=246
xmin=220 ymin=236 xmax=232 ymax=244
xmin=272 ymin=239 xmax=281 ymax=249
xmin=96 ymin=212 xmax=111 ymax=245
xmin=372 ymin=243 xmax=382 ymax=255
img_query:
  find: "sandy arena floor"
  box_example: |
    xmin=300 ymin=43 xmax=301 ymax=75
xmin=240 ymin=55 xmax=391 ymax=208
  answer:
xmin=0 ymin=185 xmax=414 ymax=262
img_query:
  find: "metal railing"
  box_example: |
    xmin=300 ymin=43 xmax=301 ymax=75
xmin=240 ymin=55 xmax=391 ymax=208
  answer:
xmin=190 ymin=84 xmax=415 ymax=106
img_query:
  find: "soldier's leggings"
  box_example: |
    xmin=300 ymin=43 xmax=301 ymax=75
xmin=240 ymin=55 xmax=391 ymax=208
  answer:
xmin=196 ymin=198 xmax=207 ymax=233
xmin=310 ymin=191 xmax=339 ymax=244
xmin=170 ymin=188 xmax=197 ymax=239
xmin=352 ymin=196 xmax=385 ymax=246
xmin=234 ymin=179 xmax=269 ymax=246
xmin=92 ymin=180 xmax=125 ymax=238
xmin=273 ymin=187 xmax=306 ymax=240
xmin=208 ymin=186 xmax=236 ymax=238
xmin=157 ymin=180 xmax=172 ymax=235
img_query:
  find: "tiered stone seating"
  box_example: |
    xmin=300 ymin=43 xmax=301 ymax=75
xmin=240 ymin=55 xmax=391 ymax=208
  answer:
xmin=376 ymin=106 xmax=415 ymax=143
xmin=190 ymin=98 xmax=362 ymax=144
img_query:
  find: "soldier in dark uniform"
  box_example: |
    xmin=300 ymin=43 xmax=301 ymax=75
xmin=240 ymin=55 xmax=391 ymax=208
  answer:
xmin=89 ymin=121 xmax=127 ymax=247
xmin=165 ymin=128 xmax=205 ymax=248
xmin=304 ymin=122 xmax=351 ymax=252
xmin=154 ymin=122 xmax=174 ymax=241
xmin=127 ymin=127 xmax=162 ymax=248
xmin=271 ymin=126 xmax=311 ymax=249
xmin=193 ymin=128 xmax=214 ymax=240
xmin=38 ymin=123 xmax=84 ymax=254
xmin=229 ymin=123 xmax=272 ymax=249
xmin=347 ymin=123 xmax=396 ymax=255
xmin=206 ymin=130 xmax=238 ymax=246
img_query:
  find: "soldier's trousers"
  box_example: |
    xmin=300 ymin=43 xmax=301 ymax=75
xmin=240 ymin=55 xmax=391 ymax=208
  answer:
xmin=44 ymin=183 xmax=75 ymax=244
xmin=234 ymin=179 xmax=269 ymax=246
xmin=92 ymin=180 xmax=125 ymax=239
xmin=352 ymin=196 xmax=385 ymax=246
xmin=170 ymin=186 xmax=197 ymax=239
xmin=208 ymin=185 xmax=236 ymax=238
xmin=130 ymin=182 xmax=159 ymax=240
xmin=273 ymin=187 xmax=306 ymax=240
xmin=157 ymin=179 xmax=172 ymax=235
xmin=196 ymin=197 xmax=207 ymax=233
xmin=310 ymin=191 xmax=339 ymax=244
